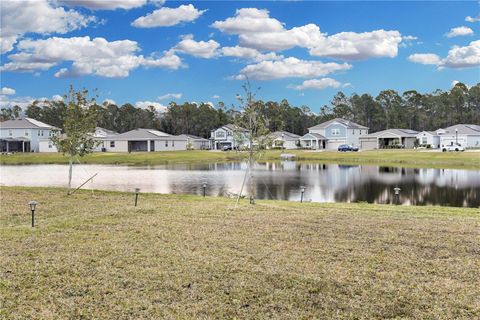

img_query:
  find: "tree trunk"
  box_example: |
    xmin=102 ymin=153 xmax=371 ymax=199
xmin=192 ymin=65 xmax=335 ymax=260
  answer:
xmin=68 ymin=156 xmax=73 ymax=194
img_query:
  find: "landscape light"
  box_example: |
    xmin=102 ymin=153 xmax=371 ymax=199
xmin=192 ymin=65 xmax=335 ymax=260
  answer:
xmin=134 ymin=188 xmax=140 ymax=207
xmin=203 ymin=182 xmax=207 ymax=197
xmin=393 ymin=187 xmax=401 ymax=205
xmin=28 ymin=200 xmax=38 ymax=227
xmin=300 ymin=186 xmax=306 ymax=203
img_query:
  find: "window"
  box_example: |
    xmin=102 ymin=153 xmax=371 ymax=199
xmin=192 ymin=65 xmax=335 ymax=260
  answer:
xmin=422 ymin=137 xmax=427 ymax=144
xmin=172 ymin=140 xmax=175 ymax=147
xmin=331 ymin=128 xmax=340 ymax=136
xmin=216 ymin=130 xmax=225 ymax=138
xmin=165 ymin=140 xmax=169 ymax=147
xmin=25 ymin=130 xmax=29 ymax=136
xmin=110 ymin=141 xmax=115 ymax=148
xmin=352 ymin=129 xmax=355 ymax=135
xmin=9 ymin=130 xmax=12 ymax=136
xmin=38 ymin=131 xmax=41 ymax=136
xmin=41 ymin=130 xmax=44 ymax=136
xmin=48 ymin=142 xmax=52 ymax=148
xmin=360 ymin=130 xmax=362 ymax=135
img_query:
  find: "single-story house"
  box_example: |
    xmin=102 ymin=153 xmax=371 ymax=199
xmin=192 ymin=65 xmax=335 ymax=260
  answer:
xmin=300 ymin=118 xmax=369 ymax=150
xmin=93 ymin=127 xmax=120 ymax=152
xmin=436 ymin=124 xmax=480 ymax=149
xmin=0 ymin=118 xmax=59 ymax=152
xmin=359 ymin=129 xmax=419 ymax=150
xmin=105 ymin=128 xmax=188 ymax=152
xmin=270 ymin=131 xmax=300 ymax=149
xmin=210 ymin=124 xmax=250 ymax=150
xmin=416 ymin=131 xmax=440 ymax=148
xmin=179 ymin=134 xmax=210 ymax=150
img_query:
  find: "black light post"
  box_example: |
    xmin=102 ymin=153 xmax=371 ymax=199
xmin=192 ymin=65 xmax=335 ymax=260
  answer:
xmin=393 ymin=187 xmax=401 ymax=205
xmin=455 ymin=128 xmax=458 ymax=145
xmin=134 ymin=188 xmax=140 ymax=206
xmin=28 ymin=201 xmax=38 ymax=227
xmin=202 ymin=182 xmax=207 ymax=197
xmin=300 ymin=186 xmax=306 ymax=203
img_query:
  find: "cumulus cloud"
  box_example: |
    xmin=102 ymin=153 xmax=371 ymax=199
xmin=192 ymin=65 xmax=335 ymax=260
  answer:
xmin=235 ymin=57 xmax=351 ymax=80
xmin=158 ymin=93 xmax=182 ymax=100
xmin=288 ymin=78 xmax=343 ymax=90
xmin=52 ymin=94 xmax=64 ymax=101
xmin=445 ymin=26 xmax=474 ymax=38
xmin=212 ymin=8 xmax=403 ymax=60
xmin=0 ymin=87 xmax=16 ymax=95
xmin=173 ymin=34 xmax=220 ymax=58
xmin=465 ymin=16 xmax=480 ymax=23
xmin=1 ymin=36 xmax=183 ymax=77
xmin=0 ymin=0 xmax=95 ymax=54
xmin=409 ymin=40 xmax=480 ymax=69
xmin=102 ymin=99 xmax=116 ymax=105
xmin=57 ymin=0 xmax=150 ymax=10
xmin=212 ymin=95 xmax=220 ymax=99
xmin=221 ymin=46 xmax=283 ymax=62
xmin=135 ymin=101 xmax=168 ymax=112
xmin=132 ymin=4 xmax=206 ymax=28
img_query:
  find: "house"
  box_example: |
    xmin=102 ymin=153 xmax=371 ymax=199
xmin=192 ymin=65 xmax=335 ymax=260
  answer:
xmin=436 ymin=124 xmax=480 ymax=149
xmin=179 ymin=134 xmax=210 ymax=150
xmin=270 ymin=131 xmax=300 ymax=149
xmin=416 ymin=131 xmax=440 ymax=148
xmin=210 ymin=124 xmax=249 ymax=150
xmin=106 ymin=128 xmax=188 ymax=152
xmin=300 ymin=118 xmax=368 ymax=150
xmin=92 ymin=127 xmax=120 ymax=152
xmin=359 ymin=129 xmax=419 ymax=150
xmin=0 ymin=118 xmax=59 ymax=152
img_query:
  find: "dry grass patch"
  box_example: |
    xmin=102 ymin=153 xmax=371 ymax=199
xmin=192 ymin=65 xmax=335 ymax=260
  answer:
xmin=1 ymin=187 xmax=479 ymax=319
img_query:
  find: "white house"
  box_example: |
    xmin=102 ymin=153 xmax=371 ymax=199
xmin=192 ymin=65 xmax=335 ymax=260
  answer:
xmin=300 ymin=118 xmax=368 ymax=150
xmin=179 ymin=134 xmax=210 ymax=150
xmin=416 ymin=131 xmax=440 ymax=148
xmin=105 ymin=128 xmax=188 ymax=152
xmin=270 ymin=131 xmax=300 ymax=149
xmin=210 ymin=124 xmax=249 ymax=150
xmin=437 ymin=124 xmax=480 ymax=149
xmin=359 ymin=129 xmax=419 ymax=150
xmin=92 ymin=127 xmax=120 ymax=152
xmin=0 ymin=118 xmax=59 ymax=152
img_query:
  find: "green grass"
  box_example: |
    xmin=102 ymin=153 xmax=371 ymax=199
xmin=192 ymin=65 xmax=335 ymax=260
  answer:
xmin=1 ymin=149 xmax=479 ymax=169
xmin=1 ymin=187 xmax=479 ymax=319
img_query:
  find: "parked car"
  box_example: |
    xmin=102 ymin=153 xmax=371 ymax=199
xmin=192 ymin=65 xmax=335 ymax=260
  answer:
xmin=222 ymin=145 xmax=232 ymax=151
xmin=338 ymin=144 xmax=359 ymax=152
xmin=442 ymin=144 xmax=465 ymax=152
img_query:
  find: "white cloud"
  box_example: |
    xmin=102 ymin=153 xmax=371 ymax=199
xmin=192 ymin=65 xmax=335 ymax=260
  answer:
xmin=465 ymin=16 xmax=480 ymax=23
xmin=445 ymin=26 xmax=474 ymax=38
xmin=212 ymin=95 xmax=220 ymax=99
xmin=0 ymin=0 xmax=95 ymax=54
xmin=408 ymin=41 xmax=480 ymax=69
xmin=0 ymin=95 xmax=35 ymax=109
xmin=212 ymin=8 xmax=403 ymax=60
xmin=235 ymin=57 xmax=352 ymax=80
xmin=57 ymin=0 xmax=149 ymax=10
xmin=408 ymin=53 xmax=442 ymax=65
xmin=173 ymin=34 xmax=220 ymax=58
xmin=158 ymin=93 xmax=182 ymax=100
xmin=288 ymin=78 xmax=342 ymax=90
xmin=221 ymin=46 xmax=283 ymax=62
xmin=1 ymin=36 xmax=183 ymax=77
xmin=135 ymin=101 xmax=168 ymax=112
xmin=132 ymin=4 xmax=206 ymax=28
xmin=0 ymin=87 xmax=16 ymax=95
xmin=103 ymin=99 xmax=116 ymax=105
xmin=52 ymin=94 xmax=64 ymax=101
xmin=451 ymin=80 xmax=459 ymax=87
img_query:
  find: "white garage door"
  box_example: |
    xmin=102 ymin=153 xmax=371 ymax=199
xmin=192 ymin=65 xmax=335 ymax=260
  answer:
xmin=360 ymin=138 xmax=377 ymax=150
xmin=327 ymin=140 xmax=345 ymax=150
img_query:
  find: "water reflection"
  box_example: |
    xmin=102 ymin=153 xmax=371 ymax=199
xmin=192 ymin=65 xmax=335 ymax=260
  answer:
xmin=1 ymin=162 xmax=479 ymax=207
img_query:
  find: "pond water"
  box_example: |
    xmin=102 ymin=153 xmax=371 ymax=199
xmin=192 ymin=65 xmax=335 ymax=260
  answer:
xmin=1 ymin=162 xmax=479 ymax=208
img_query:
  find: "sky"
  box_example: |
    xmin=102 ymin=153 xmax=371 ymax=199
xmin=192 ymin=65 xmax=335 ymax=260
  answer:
xmin=0 ymin=0 xmax=479 ymax=113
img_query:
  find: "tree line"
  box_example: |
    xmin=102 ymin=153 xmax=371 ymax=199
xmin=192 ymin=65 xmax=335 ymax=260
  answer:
xmin=1 ymin=82 xmax=478 ymax=137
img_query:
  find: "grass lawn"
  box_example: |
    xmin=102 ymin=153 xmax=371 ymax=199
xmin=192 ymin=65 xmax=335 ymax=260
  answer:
xmin=1 ymin=149 xmax=479 ymax=169
xmin=1 ymin=187 xmax=479 ymax=319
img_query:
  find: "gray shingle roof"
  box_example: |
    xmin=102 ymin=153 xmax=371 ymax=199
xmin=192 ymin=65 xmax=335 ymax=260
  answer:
xmin=223 ymin=124 xmax=249 ymax=132
xmin=113 ymin=128 xmax=187 ymax=141
xmin=179 ymin=134 xmax=209 ymax=141
xmin=309 ymin=118 xmax=368 ymax=130
xmin=301 ymin=132 xmax=327 ymax=140
xmin=0 ymin=118 xmax=59 ymax=130
xmin=271 ymin=131 xmax=300 ymax=141
xmin=363 ymin=129 xmax=419 ymax=138
xmin=441 ymin=124 xmax=480 ymax=135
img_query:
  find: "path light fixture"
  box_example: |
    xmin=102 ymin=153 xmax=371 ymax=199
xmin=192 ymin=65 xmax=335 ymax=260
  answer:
xmin=393 ymin=187 xmax=401 ymax=205
xmin=202 ymin=182 xmax=207 ymax=198
xmin=300 ymin=186 xmax=306 ymax=203
xmin=134 ymin=188 xmax=140 ymax=207
xmin=28 ymin=201 xmax=38 ymax=227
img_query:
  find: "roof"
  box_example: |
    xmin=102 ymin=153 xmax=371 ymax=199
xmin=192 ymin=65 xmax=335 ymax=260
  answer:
xmin=271 ymin=131 xmax=300 ymax=141
xmin=223 ymin=124 xmax=249 ymax=132
xmin=179 ymin=134 xmax=209 ymax=141
xmin=300 ymin=132 xmax=327 ymax=140
xmin=0 ymin=118 xmax=59 ymax=130
xmin=440 ymin=124 xmax=480 ymax=135
xmin=309 ymin=118 xmax=368 ymax=130
xmin=95 ymin=127 xmax=118 ymax=135
xmin=113 ymin=128 xmax=187 ymax=141
xmin=417 ymin=131 xmax=437 ymax=136
xmin=362 ymin=129 xmax=419 ymax=138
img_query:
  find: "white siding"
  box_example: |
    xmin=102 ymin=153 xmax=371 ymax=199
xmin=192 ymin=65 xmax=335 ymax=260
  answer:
xmin=154 ymin=139 xmax=187 ymax=151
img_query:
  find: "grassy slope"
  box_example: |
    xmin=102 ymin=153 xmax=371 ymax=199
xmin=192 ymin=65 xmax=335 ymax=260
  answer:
xmin=1 ymin=149 xmax=479 ymax=169
xmin=1 ymin=187 xmax=479 ymax=319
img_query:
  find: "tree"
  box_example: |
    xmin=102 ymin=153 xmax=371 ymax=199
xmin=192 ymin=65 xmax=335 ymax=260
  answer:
xmin=51 ymin=86 xmax=99 ymax=192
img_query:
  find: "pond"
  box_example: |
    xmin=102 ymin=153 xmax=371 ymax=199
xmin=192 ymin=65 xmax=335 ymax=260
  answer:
xmin=1 ymin=162 xmax=479 ymax=208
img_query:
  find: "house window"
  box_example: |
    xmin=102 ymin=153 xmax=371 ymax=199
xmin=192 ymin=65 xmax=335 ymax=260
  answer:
xmin=172 ymin=140 xmax=175 ymax=147
xmin=353 ymin=129 xmax=355 ymax=135
xmin=48 ymin=142 xmax=53 ymax=148
xmin=422 ymin=137 xmax=427 ymax=144
xmin=25 ymin=130 xmax=29 ymax=136
xmin=359 ymin=130 xmax=362 ymax=135
xmin=41 ymin=130 xmax=44 ymax=136
xmin=110 ymin=141 xmax=115 ymax=148
xmin=38 ymin=131 xmax=41 ymax=136
xmin=9 ymin=130 xmax=12 ymax=136
xmin=331 ymin=128 xmax=340 ymax=136
xmin=216 ymin=131 xmax=225 ymax=138
xmin=165 ymin=140 xmax=169 ymax=147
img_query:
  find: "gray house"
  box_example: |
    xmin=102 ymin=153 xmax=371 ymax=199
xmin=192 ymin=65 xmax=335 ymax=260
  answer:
xmin=270 ymin=131 xmax=300 ymax=149
xmin=210 ymin=124 xmax=249 ymax=150
xmin=0 ymin=118 xmax=59 ymax=152
xmin=179 ymin=134 xmax=210 ymax=150
xmin=359 ymin=129 xmax=419 ymax=150
xmin=300 ymin=118 xmax=368 ymax=150
xmin=106 ymin=128 xmax=188 ymax=152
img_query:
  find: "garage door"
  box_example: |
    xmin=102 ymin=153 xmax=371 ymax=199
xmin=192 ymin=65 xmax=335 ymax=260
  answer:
xmin=360 ymin=138 xmax=377 ymax=150
xmin=327 ymin=140 xmax=345 ymax=150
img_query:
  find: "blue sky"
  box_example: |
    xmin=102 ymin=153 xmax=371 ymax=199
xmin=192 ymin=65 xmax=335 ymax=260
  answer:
xmin=0 ymin=1 xmax=478 ymax=112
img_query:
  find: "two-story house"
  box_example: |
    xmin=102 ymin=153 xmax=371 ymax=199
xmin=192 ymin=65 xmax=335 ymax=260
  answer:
xmin=0 ymin=118 xmax=59 ymax=152
xmin=300 ymin=118 xmax=369 ymax=150
xmin=210 ymin=124 xmax=249 ymax=150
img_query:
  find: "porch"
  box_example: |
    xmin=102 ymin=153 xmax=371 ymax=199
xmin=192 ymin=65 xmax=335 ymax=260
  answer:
xmin=0 ymin=138 xmax=31 ymax=152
